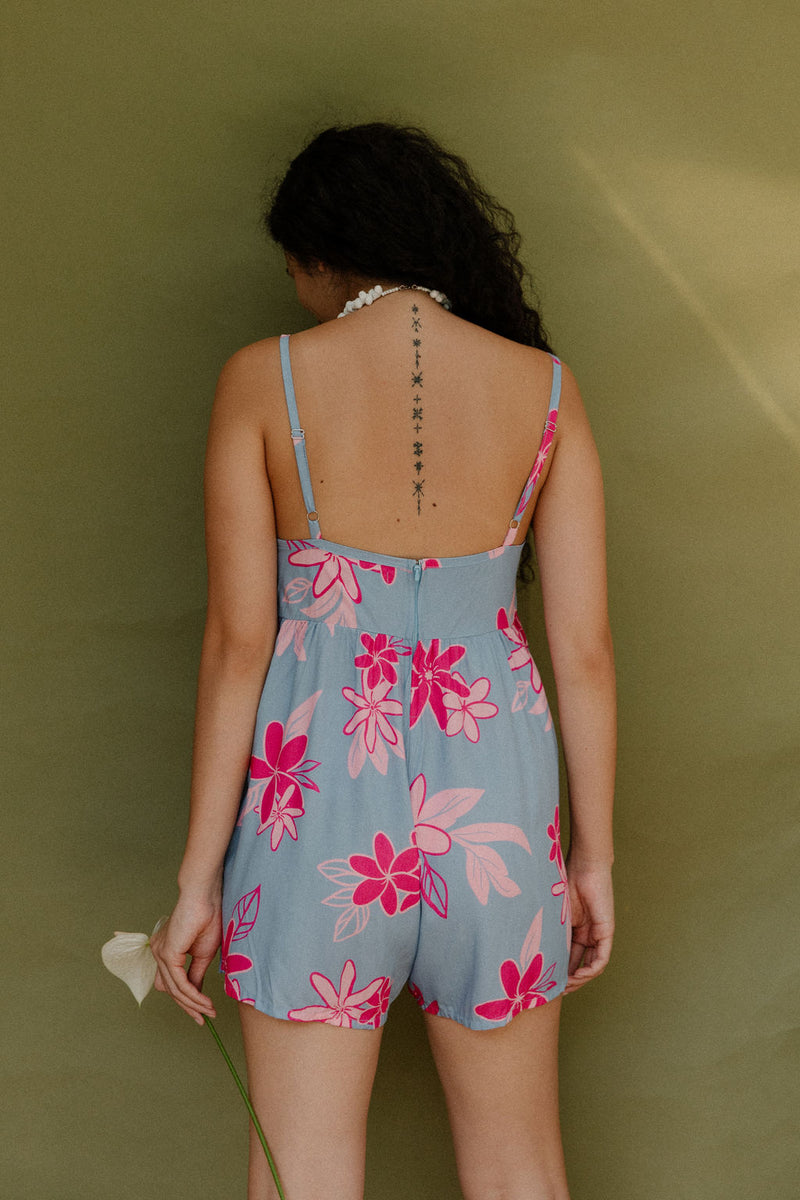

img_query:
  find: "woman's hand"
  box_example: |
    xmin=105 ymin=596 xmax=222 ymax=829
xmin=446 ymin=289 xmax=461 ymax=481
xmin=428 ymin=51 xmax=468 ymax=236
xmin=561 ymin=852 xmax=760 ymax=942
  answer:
xmin=150 ymin=893 xmax=222 ymax=1025
xmin=564 ymin=855 xmax=615 ymax=994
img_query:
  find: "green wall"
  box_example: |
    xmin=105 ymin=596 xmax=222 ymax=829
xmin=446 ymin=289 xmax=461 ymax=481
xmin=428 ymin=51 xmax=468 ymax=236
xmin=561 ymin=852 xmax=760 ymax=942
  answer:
xmin=4 ymin=2 xmax=798 ymax=1196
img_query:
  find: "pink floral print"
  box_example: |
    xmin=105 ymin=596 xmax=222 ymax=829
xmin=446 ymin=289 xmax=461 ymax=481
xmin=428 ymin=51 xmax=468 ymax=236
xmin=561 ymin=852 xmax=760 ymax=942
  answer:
xmin=342 ymin=679 xmax=402 ymax=754
xmin=285 ymin=541 xmax=365 ymax=632
xmin=496 ymin=604 xmax=533 ymax=675
xmin=474 ymin=908 xmax=559 ymax=1021
xmin=354 ymin=632 xmax=411 ymax=689
xmin=497 ymin=603 xmax=553 ymax=726
xmin=410 ymin=773 xmax=532 ymax=918
xmin=238 ymin=692 xmax=321 ymax=847
xmin=442 ymin=673 xmax=498 ymax=741
xmin=221 ymin=341 xmax=569 ymax=1032
xmin=318 ymin=774 xmax=529 ymax=939
xmin=547 ymin=805 xmax=571 ymax=931
xmin=348 ymin=832 xmax=421 ymax=915
xmin=287 ymin=542 xmax=362 ymax=603
xmin=221 ymin=886 xmax=261 ymax=1005
xmin=288 ymin=959 xmax=390 ymax=1028
xmin=511 ymin=409 xmax=558 ymax=519
xmin=408 ymin=981 xmax=440 ymax=1015
xmin=274 ymin=618 xmax=308 ymax=661
xmin=358 ymin=560 xmax=397 ymax=585
xmin=342 ymin=677 xmax=405 ymax=778
xmin=318 ymin=831 xmax=420 ymax=942
xmin=410 ymin=639 xmax=470 ymax=730
xmin=260 ymin=784 xmax=305 ymax=851
xmin=251 ymin=721 xmax=320 ymax=846
xmin=316 ymin=858 xmax=374 ymax=943
xmin=358 ymin=976 xmax=392 ymax=1028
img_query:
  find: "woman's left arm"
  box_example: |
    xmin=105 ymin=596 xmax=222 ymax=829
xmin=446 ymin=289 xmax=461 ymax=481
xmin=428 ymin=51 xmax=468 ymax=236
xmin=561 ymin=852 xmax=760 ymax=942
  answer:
xmin=150 ymin=343 xmax=279 ymax=1023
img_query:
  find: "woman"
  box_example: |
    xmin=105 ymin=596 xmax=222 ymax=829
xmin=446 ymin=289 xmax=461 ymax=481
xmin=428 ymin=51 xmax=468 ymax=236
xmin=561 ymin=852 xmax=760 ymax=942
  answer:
xmin=151 ymin=122 xmax=616 ymax=1200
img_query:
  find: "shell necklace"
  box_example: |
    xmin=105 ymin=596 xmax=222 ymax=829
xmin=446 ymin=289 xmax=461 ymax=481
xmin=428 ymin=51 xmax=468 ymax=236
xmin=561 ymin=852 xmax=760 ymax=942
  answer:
xmin=336 ymin=283 xmax=452 ymax=319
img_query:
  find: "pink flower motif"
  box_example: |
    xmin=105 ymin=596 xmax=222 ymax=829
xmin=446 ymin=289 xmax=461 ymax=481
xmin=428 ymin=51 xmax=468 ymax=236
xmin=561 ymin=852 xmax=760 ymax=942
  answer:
xmin=287 ymin=542 xmax=362 ymax=603
xmin=275 ymin=618 xmax=308 ymax=661
xmin=514 ymin=410 xmax=558 ymax=515
xmin=353 ymin=632 xmax=411 ymax=689
xmin=221 ymin=886 xmax=260 ymax=1002
xmin=358 ymin=560 xmax=397 ymax=585
xmin=409 ymin=773 xmax=532 ymax=915
xmin=474 ymin=954 xmax=559 ymax=1021
xmin=288 ymin=959 xmax=390 ymax=1027
xmin=408 ymin=981 xmax=440 ymax=1016
xmin=223 ymin=976 xmax=256 ymax=1005
xmin=359 ymin=977 xmax=392 ymax=1028
xmin=547 ymin=806 xmax=570 ymax=926
xmin=220 ymin=917 xmax=253 ymax=1001
xmin=442 ymin=673 xmax=498 ymax=742
xmin=349 ymin=831 xmax=421 ymax=916
xmin=496 ymin=605 xmax=533 ymax=672
xmin=250 ymin=719 xmax=320 ymax=846
xmin=497 ymin=606 xmax=549 ymax=710
xmin=410 ymin=639 xmax=470 ymax=730
xmin=342 ymin=678 xmax=403 ymax=755
xmin=261 ymin=785 xmax=305 ymax=850
xmin=547 ymin=805 xmax=565 ymax=874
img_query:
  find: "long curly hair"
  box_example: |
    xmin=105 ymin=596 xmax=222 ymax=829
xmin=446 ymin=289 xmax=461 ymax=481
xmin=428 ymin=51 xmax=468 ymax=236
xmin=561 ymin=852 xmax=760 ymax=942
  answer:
xmin=264 ymin=121 xmax=557 ymax=580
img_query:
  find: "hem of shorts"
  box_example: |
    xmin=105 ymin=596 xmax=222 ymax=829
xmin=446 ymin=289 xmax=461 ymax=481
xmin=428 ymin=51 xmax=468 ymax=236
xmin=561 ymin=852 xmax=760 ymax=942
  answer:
xmin=226 ymin=989 xmax=388 ymax=1031
xmin=411 ymin=977 xmax=568 ymax=1031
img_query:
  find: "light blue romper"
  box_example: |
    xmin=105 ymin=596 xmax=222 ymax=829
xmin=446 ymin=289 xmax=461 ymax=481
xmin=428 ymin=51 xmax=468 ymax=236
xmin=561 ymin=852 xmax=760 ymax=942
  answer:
xmin=220 ymin=334 xmax=571 ymax=1030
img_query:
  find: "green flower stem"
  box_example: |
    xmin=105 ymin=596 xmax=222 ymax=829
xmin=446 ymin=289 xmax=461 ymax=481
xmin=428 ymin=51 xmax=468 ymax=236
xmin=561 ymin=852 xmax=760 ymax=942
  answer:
xmin=203 ymin=1015 xmax=286 ymax=1200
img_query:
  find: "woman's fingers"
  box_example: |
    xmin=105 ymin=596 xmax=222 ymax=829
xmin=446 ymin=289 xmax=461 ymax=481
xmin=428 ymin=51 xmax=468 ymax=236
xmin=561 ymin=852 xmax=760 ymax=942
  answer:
xmin=187 ymin=951 xmax=216 ymax=993
xmin=163 ymin=957 xmax=216 ymax=1020
xmin=567 ymin=933 xmax=585 ymax=976
xmin=150 ymin=937 xmax=217 ymax=1023
xmin=566 ymin=926 xmax=613 ymax=992
xmin=158 ymin=963 xmax=214 ymax=1024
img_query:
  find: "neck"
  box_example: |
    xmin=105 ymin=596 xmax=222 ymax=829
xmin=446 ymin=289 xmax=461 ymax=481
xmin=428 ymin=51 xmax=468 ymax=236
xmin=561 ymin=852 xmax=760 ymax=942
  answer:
xmin=335 ymin=283 xmax=452 ymax=321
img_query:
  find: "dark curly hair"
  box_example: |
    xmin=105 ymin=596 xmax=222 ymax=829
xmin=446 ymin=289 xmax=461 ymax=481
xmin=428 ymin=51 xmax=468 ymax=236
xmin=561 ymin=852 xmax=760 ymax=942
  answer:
xmin=264 ymin=121 xmax=557 ymax=580
xmin=265 ymin=121 xmax=555 ymax=351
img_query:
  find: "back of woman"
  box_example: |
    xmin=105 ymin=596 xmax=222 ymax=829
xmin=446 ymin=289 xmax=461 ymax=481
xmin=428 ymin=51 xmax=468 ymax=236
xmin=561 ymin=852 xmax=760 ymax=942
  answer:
xmin=263 ymin=303 xmax=559 ymax=558
xmin=150 ymin=121 xmax=616 ymax=1200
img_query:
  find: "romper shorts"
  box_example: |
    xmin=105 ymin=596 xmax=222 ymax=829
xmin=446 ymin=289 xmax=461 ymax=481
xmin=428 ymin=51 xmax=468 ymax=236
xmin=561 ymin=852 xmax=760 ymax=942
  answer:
xmin=220 ymin=335 xmax=571 ymax=1031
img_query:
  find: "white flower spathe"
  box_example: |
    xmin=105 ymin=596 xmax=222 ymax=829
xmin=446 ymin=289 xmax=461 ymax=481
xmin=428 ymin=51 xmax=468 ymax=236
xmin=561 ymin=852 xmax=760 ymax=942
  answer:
xmin=101 ymin=917 xmax=166 ymax=1005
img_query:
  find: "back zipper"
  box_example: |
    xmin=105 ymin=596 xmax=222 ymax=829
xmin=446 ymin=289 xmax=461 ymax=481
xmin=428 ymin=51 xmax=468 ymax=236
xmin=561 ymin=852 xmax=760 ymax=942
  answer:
xmin=412 ymin=560 xmax=422 ymax=646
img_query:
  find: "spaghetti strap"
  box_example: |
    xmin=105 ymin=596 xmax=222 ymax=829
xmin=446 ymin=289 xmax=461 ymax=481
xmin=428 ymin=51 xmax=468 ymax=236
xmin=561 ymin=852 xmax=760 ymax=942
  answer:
xmin=502 ymin=354 xmax=562 ymax=547
xmin=279 ymin=333 xmax=321 ymax=539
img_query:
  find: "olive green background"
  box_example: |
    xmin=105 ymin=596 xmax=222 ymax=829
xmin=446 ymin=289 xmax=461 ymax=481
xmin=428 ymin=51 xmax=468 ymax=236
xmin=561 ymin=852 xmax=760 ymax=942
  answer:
xmin=4 ymin=2 xmax=798 ymax=1197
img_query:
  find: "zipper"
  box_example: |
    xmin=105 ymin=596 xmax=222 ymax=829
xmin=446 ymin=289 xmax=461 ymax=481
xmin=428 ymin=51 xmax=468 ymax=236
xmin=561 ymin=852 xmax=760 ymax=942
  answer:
xmin=412 ymin=560 xmax=422 ymax=646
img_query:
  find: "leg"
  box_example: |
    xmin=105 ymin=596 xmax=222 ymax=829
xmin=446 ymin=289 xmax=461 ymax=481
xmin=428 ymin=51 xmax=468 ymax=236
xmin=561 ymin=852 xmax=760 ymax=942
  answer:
xmin=423 ymin=996 xmax=570 ymax=1200
xmin=238 ymin=1004 xmax=384 ymax=1200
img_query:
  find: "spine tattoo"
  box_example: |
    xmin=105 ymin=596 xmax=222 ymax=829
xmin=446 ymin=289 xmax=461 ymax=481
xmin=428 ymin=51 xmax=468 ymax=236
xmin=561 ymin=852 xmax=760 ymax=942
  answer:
xmin=411 ymin=305 xmax=424 ymax=513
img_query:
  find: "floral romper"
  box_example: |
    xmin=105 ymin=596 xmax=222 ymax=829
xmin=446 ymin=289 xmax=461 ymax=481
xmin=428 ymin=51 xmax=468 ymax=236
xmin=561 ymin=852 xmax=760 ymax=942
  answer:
xmin=220 ymin=333 xmax=571 ymax=1030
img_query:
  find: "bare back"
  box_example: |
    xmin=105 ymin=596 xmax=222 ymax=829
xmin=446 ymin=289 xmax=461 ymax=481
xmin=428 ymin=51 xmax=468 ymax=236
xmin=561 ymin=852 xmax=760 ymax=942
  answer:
xmin=256 ymin=292 xmax=559 ymax=559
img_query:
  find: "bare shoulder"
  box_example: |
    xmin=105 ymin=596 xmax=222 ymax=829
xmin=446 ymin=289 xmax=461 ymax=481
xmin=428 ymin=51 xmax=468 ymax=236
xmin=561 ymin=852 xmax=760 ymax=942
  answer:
xmin=211 ymin=336 xmax=283 ymax=424
xmin=500 ymin=340 xmax=588 ymax=431
xmin=549 ymin=357 xmax=593 ymax=439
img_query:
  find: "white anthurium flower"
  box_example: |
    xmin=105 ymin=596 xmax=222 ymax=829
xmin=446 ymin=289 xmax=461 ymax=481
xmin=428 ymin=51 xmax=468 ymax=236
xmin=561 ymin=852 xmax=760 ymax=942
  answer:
xmin=101 ymin=917 xmax=167 ymax=1005
xmin=100 ymin=914 xmax=286 ymax=1195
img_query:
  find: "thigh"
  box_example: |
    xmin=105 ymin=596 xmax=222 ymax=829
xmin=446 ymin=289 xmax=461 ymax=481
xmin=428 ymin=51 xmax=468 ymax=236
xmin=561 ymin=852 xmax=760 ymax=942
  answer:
xmin=239 ymin=1004 xmax=384 ymax=1200
xmin=423 ymin=997 xmax=570 ymax=1200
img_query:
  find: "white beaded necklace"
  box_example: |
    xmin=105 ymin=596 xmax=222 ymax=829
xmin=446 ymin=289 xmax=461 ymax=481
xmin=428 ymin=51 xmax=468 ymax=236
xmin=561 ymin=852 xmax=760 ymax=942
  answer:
xmin=336 ymin=283 xmax=452 ymax=319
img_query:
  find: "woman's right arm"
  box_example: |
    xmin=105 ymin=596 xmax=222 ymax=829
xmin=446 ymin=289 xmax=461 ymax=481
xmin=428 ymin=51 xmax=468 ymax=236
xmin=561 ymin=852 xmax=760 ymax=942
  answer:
xmin=532 ymin=363 xmax=617 ymax=993
xmin=150 ymin=343 xmax=280 ymax=1023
